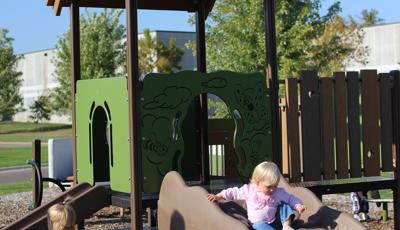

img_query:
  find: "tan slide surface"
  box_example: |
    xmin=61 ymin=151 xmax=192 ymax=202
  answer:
xmin=158 ymin=171 xmax=366 ymax=230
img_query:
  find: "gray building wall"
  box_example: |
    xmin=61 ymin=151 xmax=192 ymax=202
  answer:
xmin=346 ymin=22 xmax=400 ymax=72
xmin=14 ymin=31 xmax=196 ymax=123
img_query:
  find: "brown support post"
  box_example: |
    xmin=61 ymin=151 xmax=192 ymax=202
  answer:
xmin=196 ymin=0 xmax=209 ymax=184
xmin=70 ymin=1 xmax=80 ymax=185
xmin=264 ymin=0 xmax=281 ymax=169
xmin=126 ymin=0 xmax=142 ymax=229
xmin=32 ymin=139 xmax=41 ymax=209
xmin=390 ymin=70 xmax=400 ymax=230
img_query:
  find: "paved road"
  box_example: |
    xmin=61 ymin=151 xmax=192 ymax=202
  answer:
xmin=0 ymin=141 xmax=48 ymax=148
xmin=0 ymin=166 xmax=48 ymax=183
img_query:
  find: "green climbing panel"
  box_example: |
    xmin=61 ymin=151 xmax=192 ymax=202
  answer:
xmin=141 ymin=71 xmax=272 ymax=192
xmin=76 ymin=77 xmax=130 ymax=193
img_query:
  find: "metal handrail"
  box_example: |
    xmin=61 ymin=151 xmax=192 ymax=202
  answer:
xmin=27 ymin=160 xmax=43 ymax=208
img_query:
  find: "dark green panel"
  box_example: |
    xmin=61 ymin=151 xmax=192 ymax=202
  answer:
xmin=141 ymin=71 xmax=272 ymax=193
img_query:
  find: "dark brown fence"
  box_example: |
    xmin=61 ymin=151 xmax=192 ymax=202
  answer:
xmin=280 ymin=70 xmax=395 ymax=182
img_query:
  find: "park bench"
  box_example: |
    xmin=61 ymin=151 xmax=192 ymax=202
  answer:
xmin=278 ymin=69 xmax=400 ymax=224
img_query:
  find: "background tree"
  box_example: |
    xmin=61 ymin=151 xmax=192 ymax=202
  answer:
xmin=29 ymin=94 xmax=52 ymax=123
xmin=139 ymin=29 xmax=184 ymax=76
xmin=203 ymin=0 xmax=367 ymax=78
xmin=0 ymin=28 xmax=23 ymax=121
xmin=358 ymin=9 xmax=384 ymax=27
xmin=52 ymin=11 xmax=184 ymax=115
xmin=208 ymin=99 xmax=231 ymax=119
xmin=52 ymin=9 xmax=126 ymax=114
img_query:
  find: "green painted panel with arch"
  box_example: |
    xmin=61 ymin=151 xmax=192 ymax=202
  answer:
xmin=141 ymin=71 xmax=272 ymax=193
xmin=76 ymin=77 xmax=130 ymax=193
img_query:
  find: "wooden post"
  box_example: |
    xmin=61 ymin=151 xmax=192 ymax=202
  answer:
xmin=264 ymin=0 xmax=281 ymax=169
xmin=70 ymin=1 xmax=80 ymax=185
xmin=390 ymin=70 xmax=400 ymax=230
xmin=126 ymin=0 xmax=143 ymax=229
xmin=196 ymin=0 xmax=209 ymax=185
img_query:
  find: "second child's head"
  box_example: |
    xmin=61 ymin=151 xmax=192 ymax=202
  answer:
xmin=251 ymin=161 xmax=281 ymax=195
xmin=47 ymin=200 xmax=76 ymax=230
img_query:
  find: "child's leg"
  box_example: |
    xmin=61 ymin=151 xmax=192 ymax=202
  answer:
xmin=251 ymin=221 xmax=275 ymax=230
xmin=277 ymin=203 xmax=295 ymax=228
xmin=350 ymin=192 xmax=360 ymax=214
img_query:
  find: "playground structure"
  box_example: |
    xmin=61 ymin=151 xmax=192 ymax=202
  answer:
xmin=3 ymin=0 xmax=400 ymax=230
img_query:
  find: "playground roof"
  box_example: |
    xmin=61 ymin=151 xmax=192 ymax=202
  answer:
xmin=46 ymin=0 xmax=216 ymax=16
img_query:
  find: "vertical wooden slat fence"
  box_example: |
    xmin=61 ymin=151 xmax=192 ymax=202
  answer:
xmin=334 ymin=72 xmax=349 ymax=179
xmin=347 ymin=71 xmax=362 ymax=177
xmin=280 ymin=69 xmax=396 ymax=182
xmin=285 ymin=78 xmax=302 ymax=182
xmin=379 ymin=73 xmax=394 ymax=171
xmin=361 ymin=70 xmax=381 ymax=176
xmin=320 ymin=78 xmax=335 ymax=180
xmin=300 ymin=71 xmax=322 ymax=181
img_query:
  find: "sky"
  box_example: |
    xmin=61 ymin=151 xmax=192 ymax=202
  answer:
xmin=0 ymin=0 xmax=400 ymax=54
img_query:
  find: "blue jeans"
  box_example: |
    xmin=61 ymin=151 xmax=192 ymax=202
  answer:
xmin=251 ymin=203 xmax=294 ymax=230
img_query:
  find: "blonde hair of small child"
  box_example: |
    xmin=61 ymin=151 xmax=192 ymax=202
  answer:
xmin=250 ymin=161 xmax=281 ymax=186
xmin=47 ymin=199 xmax=76 ymax=230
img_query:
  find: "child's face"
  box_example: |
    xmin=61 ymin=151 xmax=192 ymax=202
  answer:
xmin=256 ymin=179 xmax=277 ymax=195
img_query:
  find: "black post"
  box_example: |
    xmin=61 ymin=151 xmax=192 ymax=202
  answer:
xmin=32 ymin=139 xmax=41 ymax=209
xmin=264 ymin=0 xmax=281 ymax=169
xmin=126 ymin=0 xmax=142 ymax=229
xmin=196 ymin=0 xmax=209 ymax=184
xmin=390 ymin=70 xmax=400 ymax=230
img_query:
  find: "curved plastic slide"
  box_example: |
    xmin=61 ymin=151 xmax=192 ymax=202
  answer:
xmin=158 ymin=171 xmax=366 ymax=230
xmin=3 ymin=182 xmax=110 ymax=230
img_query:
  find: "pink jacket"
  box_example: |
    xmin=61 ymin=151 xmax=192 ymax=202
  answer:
xmin=219 ymin=183 xmax=302 ymax=224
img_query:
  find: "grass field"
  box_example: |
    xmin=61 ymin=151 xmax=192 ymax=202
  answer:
xmin=0 ymin=147 xmax=48 ymax=167
xmin=0 ymin=121 xmax=71 ymax=134
xmin=0 ymin=121 xmax=71 ymax=142
xmin=0 ymin=181 xmax=48 ymax=195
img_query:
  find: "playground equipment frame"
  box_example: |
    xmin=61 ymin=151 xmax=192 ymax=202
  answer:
xmin=46 ymin=0 xmax=281 ymax=229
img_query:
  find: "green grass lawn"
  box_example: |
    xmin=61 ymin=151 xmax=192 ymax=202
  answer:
xmin=0 ymin=147 xmax=48 ymax=167
xmin=0 ymin=129 xmax=72 ymax=142
xmin=0 ymin=181 xmax=48 ymax=195
xmin=0 ymin=121 xmax=71 ymax=142
xmin=0 ymin=121 xmax=71 ymax=134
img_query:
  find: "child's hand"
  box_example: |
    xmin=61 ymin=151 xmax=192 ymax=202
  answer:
xmin=295 ymin=204 xmax=306 ymax=213
xmin=207 ymin=193 xmax=223 ymax=202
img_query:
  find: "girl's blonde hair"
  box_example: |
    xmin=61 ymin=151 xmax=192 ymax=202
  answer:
xmin=47 ymin=200 xmax=76 ymax=230
xmin=250 ymin=161 xmax=281 ymax=186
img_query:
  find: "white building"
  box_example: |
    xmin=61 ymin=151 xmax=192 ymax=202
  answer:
xmin=346 ymin=22 xmax=400 ymax=72
xmin=14 ymin=30 xmax=196 ymax=123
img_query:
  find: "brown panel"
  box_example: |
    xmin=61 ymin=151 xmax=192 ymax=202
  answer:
xmin=300 ymin=71 xmax=322 ymax=181
xmin=347 ymin=72 xmax=362 ymax=177
xmin=361 ymin=70 xmax=380 ymax=176
xmin=334 ymin=72 xmax=349 ymax=178
xmin=285 ymin=78 xmax=301 ymax=182
xmin=320 ymin=77 xmax=335 ymax=179
xmin=280 ymin=98 xmax=289 ymax=175
xmin=379 ymin=73 xmax=394 ymax=171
